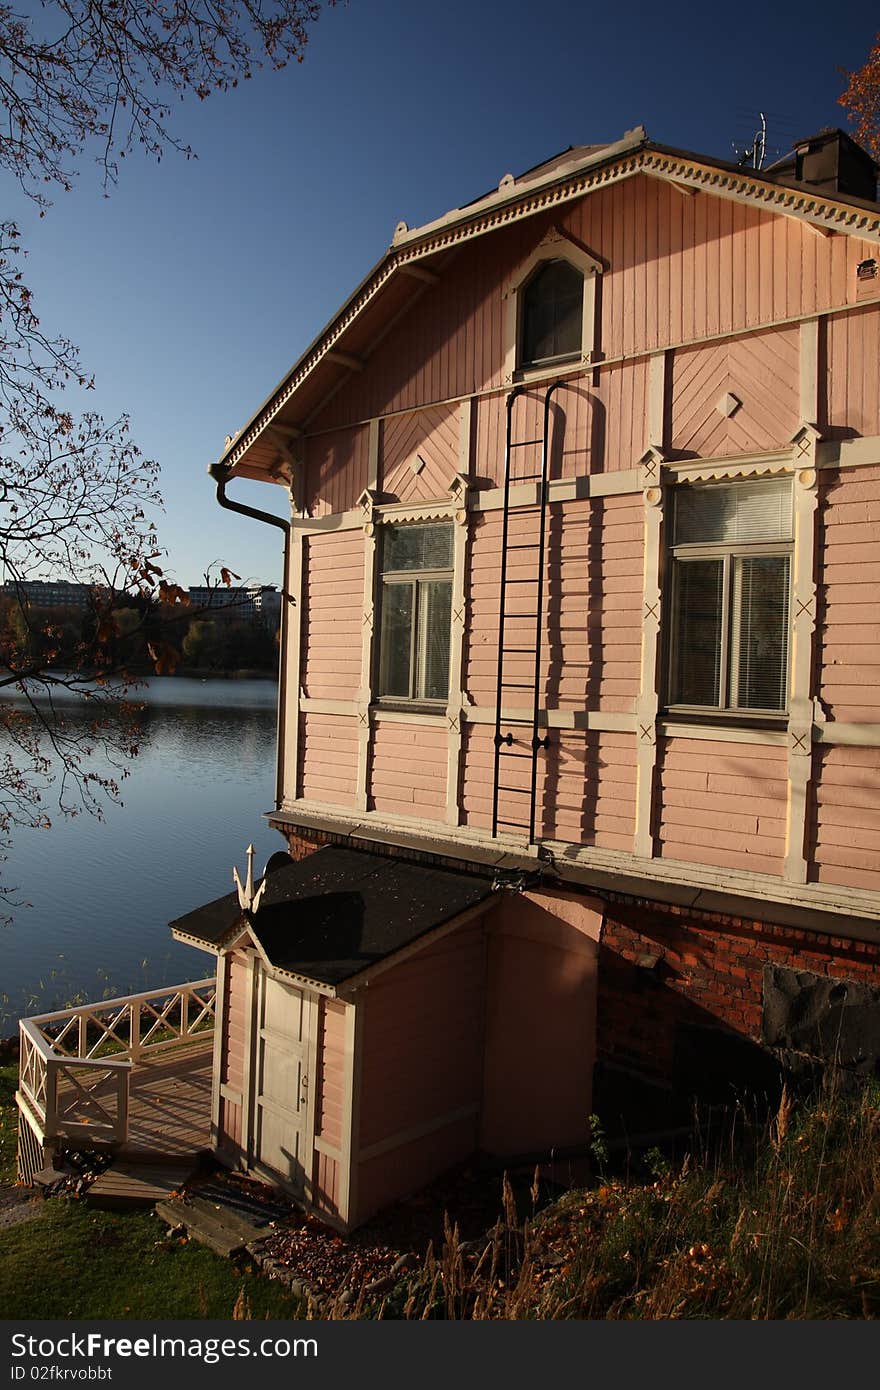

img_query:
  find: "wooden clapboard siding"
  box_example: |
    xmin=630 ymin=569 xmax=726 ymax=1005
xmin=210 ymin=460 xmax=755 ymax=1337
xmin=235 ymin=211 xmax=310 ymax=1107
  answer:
xmin=602 ymin=357 xmax=651 ymax=468
xmin=465 ymin=498 xmax=641 ymax=714
xmin=472 ymin=379 xmax=611 ymax=488
xmin=315 ymin=998 xmax=347 ymax=1150
xmin=656 ymin=737 xmax=788 ymax=876
xmin=669 ymin=327 xmax=800 ymax=457
xmin=368 ymin=722 xmax=447 ymax=820
xmin=826 ymin=305 xmax=880 ymax=438
xmin=309 ymin=177 xmax=878 ymax=437
xmin=299 ymin=712 xmax=359 ymax=806
xmin=354 ymin=1118 xmax=478 ymax=1229
xmin=222 ymin=952 xmax=248 ymax=1093
xmin=356 ymin=921 xmax=486 ymax=1165
xmin=461 ymin=725 xmax=636 ymax=849
xmin=381 ymin=403 xmax=460 ymax=501
xmin=301 ymin=531 xmax=364 ymax=701
xmin=312 ymin=214 xmax=548 ymax=431
xmin=480 ymin=889 xmax=600 ymax=1155
xmin=219 ymin=950 xmax=249 ymax=1152
xmin=314 ymin=1150 xmax=341 ymax=1217
xmin=818 ymin=465 xmax=880 ymax=723
xmin=811 ymin=746 xmax=880 ymax=892
xmin=305 ymin=423 xmax=370 ymax=517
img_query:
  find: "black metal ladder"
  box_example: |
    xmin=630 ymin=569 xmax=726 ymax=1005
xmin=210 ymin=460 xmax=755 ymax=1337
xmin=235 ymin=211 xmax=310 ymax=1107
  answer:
xmin=491 ymin=381 xmax=562 ymax=843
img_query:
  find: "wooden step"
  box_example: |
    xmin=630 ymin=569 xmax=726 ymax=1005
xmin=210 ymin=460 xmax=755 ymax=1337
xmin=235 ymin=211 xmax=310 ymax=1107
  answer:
xmin=156 ymin=1195 xmax=256 ymax=1258
xmin=86 ymin=1159 xmax=197 ymax=1211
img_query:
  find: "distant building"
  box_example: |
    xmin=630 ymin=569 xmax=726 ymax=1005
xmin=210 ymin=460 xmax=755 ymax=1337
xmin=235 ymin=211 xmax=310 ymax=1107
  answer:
xmin=3 ymin=580 xmax=97 ymax=611
xmin=187 ymin=583 xmax=280 ymax=628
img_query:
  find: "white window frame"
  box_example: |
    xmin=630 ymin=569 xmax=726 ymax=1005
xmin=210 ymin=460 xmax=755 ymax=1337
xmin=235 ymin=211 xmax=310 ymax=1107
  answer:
xmin=664 ymin=480 xmax=794 ymax=722
xmin=503 ymin=228 xmax=603 ymax=385
xmin=375 ymin=520 xmax=454 ymax=707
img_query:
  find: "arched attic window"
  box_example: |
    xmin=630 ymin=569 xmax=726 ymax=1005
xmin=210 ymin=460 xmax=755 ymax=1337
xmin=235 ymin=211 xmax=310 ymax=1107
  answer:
xmin=503 ymin=232 xmax=603 ymax=384
xmin=519 ymin=258 xmax=584 ymax=369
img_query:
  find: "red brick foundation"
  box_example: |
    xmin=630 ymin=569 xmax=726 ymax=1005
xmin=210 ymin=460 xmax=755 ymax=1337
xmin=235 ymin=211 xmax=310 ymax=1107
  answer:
xmin=598 ymin=897 xmax=880 ymax=1081
xmin=282 ymin=827 xmax=331 ymax=861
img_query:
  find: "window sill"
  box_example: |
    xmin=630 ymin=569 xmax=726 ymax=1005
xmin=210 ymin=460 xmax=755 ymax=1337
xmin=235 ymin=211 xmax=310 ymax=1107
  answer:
xmin=372 ymin=700 xmax=447 ymax=721
xmin=658 ymin=710 xmax=789 ymax=743
xmin=512 ymin=354 xmax=588 ymax=386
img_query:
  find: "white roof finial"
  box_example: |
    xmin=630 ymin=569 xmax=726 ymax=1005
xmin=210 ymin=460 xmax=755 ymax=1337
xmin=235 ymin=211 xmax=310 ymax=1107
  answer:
xmin=233 ymin=843 xmax=267 ymax=914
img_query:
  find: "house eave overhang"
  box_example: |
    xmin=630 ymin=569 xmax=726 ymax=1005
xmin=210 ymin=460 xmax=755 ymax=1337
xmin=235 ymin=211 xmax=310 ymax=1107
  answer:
xmin=266 ymin=804 xmax=880 ymax=949
xmin=218 ymin=130 xmax=880 ymax=483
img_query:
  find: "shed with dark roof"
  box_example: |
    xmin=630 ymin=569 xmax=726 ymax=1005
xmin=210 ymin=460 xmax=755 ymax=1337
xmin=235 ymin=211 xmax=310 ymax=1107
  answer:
xmin=170 ymin=844 xmax=603 ymax=1230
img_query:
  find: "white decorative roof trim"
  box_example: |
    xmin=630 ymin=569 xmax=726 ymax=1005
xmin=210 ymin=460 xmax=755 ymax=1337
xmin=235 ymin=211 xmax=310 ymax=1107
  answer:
xmin=222 ymin=147 xmax=880 ymax=475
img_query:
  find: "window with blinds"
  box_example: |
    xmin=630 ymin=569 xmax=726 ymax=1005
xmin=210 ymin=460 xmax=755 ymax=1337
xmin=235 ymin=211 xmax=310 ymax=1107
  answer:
xmin=377 ymin=522 xmax=453 ymax=703
xmin=666 ymin=478 xmax=793 ymax=716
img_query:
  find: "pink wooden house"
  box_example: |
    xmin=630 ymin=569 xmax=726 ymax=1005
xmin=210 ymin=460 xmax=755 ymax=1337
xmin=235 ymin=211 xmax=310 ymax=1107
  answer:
xmin=171 ymin=125 xmax=880 ymax=1230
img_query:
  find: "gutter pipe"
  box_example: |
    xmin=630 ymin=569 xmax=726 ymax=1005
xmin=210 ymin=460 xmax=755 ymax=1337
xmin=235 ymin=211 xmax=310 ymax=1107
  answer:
xmin=208 ymin=462 xmax=291 ymax=815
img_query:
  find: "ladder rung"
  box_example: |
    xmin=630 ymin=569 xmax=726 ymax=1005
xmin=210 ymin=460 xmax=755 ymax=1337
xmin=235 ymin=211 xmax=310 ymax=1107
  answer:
xmin=507 ymin=544 xmax=540 ymax=551
xmin=509 ymin=438 xmax=543 ymax=448
xmin=504 ymin=577 xmax=539 ymax=585
xmin=497 ymin=784 xmax=530 ymax=793
xmin=501 ymin=682 xmax=532 ymax=689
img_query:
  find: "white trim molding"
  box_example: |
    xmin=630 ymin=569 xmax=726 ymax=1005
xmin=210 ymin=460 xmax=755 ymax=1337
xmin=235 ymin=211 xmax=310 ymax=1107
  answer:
xmin=355 ymin=477 xmax=380 ymax=813
xmin=634 ymin=468 xmax=665 ymax=859
xmin=784 ymin=426 xmax=821 ymax=884
xmin=502 ymin=226 xmax=604 ymax=385
xmin=446 ymin=403 xmax=474 ymax=825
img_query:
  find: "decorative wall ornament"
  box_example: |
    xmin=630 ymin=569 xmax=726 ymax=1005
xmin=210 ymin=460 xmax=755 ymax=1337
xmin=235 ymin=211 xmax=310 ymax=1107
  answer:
xmin=667 ymin=452 xmax=794 ymax=485
xmin=716 ymin=391 xmax=742 ymax=418
xmin=638 ymin=446 xmax=666 ymax=489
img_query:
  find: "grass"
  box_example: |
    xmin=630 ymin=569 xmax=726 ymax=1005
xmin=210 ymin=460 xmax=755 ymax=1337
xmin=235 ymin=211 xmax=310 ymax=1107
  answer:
xmin=0 ymin=1201 xmax=307 ymax=1319
xmin=0 ymin=1065 xmax=305 ymax=1319
xmin=332 ymin=1078 xmax=880 ymax=1320
xmin=1 ymin=1055 xmax=877 ymax=1320
xmin=0 ymin=1064 xmax=19 ymax=1184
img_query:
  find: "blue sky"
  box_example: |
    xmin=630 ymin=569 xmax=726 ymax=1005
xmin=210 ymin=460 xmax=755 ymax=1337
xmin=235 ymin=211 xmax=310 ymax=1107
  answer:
xmin=13 ymin=0 xmax=877 ymax=587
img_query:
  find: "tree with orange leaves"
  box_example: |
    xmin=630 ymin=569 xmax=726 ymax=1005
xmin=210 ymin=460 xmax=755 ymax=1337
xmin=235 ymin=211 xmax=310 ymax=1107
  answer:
xmin=839 ymin=31 xmax=880 ymax=158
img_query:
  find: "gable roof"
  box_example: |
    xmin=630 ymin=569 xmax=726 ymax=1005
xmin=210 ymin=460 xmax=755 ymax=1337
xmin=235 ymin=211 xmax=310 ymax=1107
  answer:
xmin=217 ymin=125 xmax=880 ymax=484
xmin=169 ymin=844 xmax=495 ymax=989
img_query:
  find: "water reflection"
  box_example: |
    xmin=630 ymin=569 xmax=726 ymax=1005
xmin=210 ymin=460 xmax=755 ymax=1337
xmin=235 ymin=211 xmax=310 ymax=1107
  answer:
xmin=0 ymin=678 xmax=280 ymax=1032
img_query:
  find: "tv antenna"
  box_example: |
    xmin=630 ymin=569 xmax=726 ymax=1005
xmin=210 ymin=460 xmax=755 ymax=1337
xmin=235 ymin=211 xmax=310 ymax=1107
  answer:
xmin=734 ymin=112 xmax=767 ymax=170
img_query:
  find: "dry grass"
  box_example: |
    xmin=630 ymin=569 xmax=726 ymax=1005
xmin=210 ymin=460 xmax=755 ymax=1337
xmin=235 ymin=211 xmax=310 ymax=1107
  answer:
xmin=327 ymin=1077 xmax=880 ymax=1321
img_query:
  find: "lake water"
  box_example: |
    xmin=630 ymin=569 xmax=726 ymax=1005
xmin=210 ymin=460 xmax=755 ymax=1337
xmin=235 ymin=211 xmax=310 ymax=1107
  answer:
xmin=0 ymin=678 xmax=281 ymax=1033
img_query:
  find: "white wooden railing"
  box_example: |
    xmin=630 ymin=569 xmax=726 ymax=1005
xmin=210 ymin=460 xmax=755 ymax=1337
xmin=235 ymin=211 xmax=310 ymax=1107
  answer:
xmin=17 ymin=978 xmax=216 ymax=1147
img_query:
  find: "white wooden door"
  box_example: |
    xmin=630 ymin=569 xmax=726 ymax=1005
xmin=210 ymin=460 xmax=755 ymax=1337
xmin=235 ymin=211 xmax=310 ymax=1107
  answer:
xmin=250 ymin=964 xmax=316 ymax=1195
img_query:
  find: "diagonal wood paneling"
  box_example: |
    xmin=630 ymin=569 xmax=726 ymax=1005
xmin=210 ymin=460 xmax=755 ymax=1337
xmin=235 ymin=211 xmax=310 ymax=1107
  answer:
xmin=670 ymin=325 xmax=800 ymax=457
xmin=382 ymin=403 xmax=460 ymax=501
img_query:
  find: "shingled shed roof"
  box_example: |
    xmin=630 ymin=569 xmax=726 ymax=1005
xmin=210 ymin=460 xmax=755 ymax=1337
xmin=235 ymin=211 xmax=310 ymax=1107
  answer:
xmin=169 ymin=845 xmax=496 ymax=988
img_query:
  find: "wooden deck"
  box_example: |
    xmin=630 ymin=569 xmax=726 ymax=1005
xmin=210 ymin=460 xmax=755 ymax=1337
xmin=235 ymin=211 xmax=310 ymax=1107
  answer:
xmin=125 ymin=1040 xmax=214 ymax=1158
xmin=56 ymin=1039 xmax=214 ymax=1161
